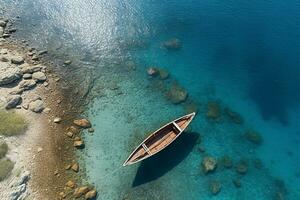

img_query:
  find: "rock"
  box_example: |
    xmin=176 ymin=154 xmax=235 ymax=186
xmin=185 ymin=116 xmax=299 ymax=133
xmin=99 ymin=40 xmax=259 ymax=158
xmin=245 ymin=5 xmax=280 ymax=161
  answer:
xmin=74 ymin=140 xmax=84 ymax=148
xmin=66 ymin=180 xmax=75 ymax=188
xmin=209 ymin=181 xmax=221 ymax=195
xmin=53 ymin=117 xmax=62 ymax=123
xmin=18 ymin=79 xmax=36 ymax=90
xmin=245 ymin=130 xmax=263 ymax=145
xmin=31 ymin=55 xmax=39 ymax=61
xmin=147 ymin=67 xmax=159 ymax=76
xmin=68 ymin=126 xmax=80 ymax=134
xmin=202 ymin=156 xmax=217 ymax=174
xmin=162 ymin=38 xmax=182 ymax=50
xmin=38 ymin=50 xmax=47 ymax=55
xmin=21 ymin=64 xmax=43 ymax=74
xmin=37 ymin=147 xmax=43 ymax=152
xmin=167 ymin=83 xmax=188 ymax=104
xmin=224 ymin=108 xmax=243 ymax=124
xmin=10 ymin=184 xmax=26 ymax=200
xmin=0 ymin=48 xmax=8 ymax=54
xmin=206 ymin=102 xmax=221 ymax=120
xmin=9 ymin=88 xmax=24 ymax=95
xmin=220 ymin=155 xmax=233 ymax=168
xmin=85 ymin=190 xmax=97 ymax=199
xmin=59 ymin=192 xmax=66 ymax=199
xmin=0 ymin=20 xmax=7 ymax=27
xmin=236 ymin=160 xmax=248 ymax=174
xmin=73 ymin=119 xmax=91 ymax=128
xmin=88 ymin=128 xmax=94 ymax=133
xmin=43 ymin=107 xmax=51 ymax=114
xmin=0 ymin=62 xmax=22 ymax=85
xmin=5 ymin=95 xmax=22 ymax=109
xmin=66 ymin=132 xmax=74 ymax=138
xmin=0 ymin=55 xmax=9 ymax=62
xmin=23 ymin=73 xmax=32 ymax=79
xmin=32 ymin=71 xmax=47 ymax=82
xmin=0 ymin=27 xmax=3 ymax=37
xmin=158 ymin=68 xmax=169 ymax=80
xmin=71 ymin=163 xmax=79 ymax=172
xmin=64 ymin=60 xmax=72 ymax=65
xmin=65 ymin=164 xmax=71 ymax=170
xmin=18 ymin=171 xmax=30 ymax=186
xmin=11 ymin=56 xmax=24 ymax=65
xmin=232 ymin=179 xmax=242 ymax=188
xmin=29 ymin=99 xmax=44 ymax=113
xmin=73 ymin=186 xmax=89 ymax=198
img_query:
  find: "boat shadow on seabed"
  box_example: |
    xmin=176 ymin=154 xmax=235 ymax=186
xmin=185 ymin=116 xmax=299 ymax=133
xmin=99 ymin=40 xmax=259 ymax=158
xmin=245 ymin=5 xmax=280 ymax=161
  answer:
xmin=132 ymin=131 xmax=199 ymax=187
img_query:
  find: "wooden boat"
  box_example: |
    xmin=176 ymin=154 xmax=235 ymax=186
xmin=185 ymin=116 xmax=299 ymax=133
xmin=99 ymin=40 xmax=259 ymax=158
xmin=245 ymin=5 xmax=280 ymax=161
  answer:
xmin=123 ymin=112 xmax=196 ymax=166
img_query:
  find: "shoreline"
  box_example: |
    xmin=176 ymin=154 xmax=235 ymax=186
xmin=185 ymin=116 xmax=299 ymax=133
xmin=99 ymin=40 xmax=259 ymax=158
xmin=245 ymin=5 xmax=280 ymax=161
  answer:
xmin=0 ymin=18 xmax=91 ymax=199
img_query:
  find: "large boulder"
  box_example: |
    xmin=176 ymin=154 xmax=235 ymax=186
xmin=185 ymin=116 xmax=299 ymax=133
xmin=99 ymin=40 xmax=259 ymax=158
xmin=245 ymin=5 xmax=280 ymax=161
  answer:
xmin=29 ymin=99 xmax=44 ymax=113
xmin=167 ymin=83 xmax=188 ymax=104
xmin=202 ymin=156 xmax=217 ymax=174
xmin=11 ymin=56 xmax=24 ymax=65
xmin=0 ymin=62 xmax=22 ymax=86
xmin=32 ymin=71 xmax=46 ymax=82
xmin=18 ymin=80 xmax=36 ymax=90
xmin=21 ymin=64 xmax=44 ymax=74
xmin=5 ymin=95 xmax=22 ymax=109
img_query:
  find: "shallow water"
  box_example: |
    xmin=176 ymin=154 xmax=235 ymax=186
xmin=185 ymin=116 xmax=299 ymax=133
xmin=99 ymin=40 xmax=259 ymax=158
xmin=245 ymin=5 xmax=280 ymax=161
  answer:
xmin=1 ymin=0 xmax=300 ymax=199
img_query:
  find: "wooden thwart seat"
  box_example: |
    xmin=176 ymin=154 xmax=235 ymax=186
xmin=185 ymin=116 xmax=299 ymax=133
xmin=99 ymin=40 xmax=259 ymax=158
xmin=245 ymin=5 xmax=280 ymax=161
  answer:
xmin=172 ymin=122 xmax=182 ymax=132
xmin=142 ymin=143 xmax=151 ymax=155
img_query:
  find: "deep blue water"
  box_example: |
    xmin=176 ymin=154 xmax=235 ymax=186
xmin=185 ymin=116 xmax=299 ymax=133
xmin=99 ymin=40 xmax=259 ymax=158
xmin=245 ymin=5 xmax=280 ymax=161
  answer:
xmin=1 ymin=0 xmax=300 ymax=199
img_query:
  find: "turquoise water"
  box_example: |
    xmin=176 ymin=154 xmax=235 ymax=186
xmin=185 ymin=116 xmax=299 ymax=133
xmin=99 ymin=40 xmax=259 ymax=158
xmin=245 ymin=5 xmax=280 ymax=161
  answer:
xmin=1 ymin=0 xmax=300 ymax=199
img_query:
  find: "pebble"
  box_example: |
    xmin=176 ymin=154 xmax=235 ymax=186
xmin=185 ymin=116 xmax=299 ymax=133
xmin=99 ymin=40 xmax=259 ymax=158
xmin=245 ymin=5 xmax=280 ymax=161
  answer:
xmin=53 ymin=117 xmax=62 ymax=123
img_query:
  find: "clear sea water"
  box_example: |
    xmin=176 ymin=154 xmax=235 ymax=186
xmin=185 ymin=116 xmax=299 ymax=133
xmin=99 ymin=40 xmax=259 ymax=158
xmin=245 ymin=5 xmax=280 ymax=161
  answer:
xmin=1 ymin=0 xmax=300 ymax=199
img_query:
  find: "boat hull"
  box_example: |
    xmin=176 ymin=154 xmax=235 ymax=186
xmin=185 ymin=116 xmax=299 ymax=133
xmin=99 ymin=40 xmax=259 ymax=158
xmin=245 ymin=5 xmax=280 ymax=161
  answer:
xmin=123 ymin=112 xmax=196 ymax=166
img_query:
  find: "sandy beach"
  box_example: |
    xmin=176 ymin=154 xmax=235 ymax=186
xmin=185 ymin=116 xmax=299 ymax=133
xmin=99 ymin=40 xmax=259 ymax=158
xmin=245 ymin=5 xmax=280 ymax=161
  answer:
xmin=0 ymin=17 xmax=95 ymax=200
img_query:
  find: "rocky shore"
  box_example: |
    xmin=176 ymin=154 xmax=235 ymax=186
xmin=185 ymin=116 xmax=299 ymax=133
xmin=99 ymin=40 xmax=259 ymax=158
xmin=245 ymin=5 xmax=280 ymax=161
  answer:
xmin=0 ymin=18 xmax=95 ymax=200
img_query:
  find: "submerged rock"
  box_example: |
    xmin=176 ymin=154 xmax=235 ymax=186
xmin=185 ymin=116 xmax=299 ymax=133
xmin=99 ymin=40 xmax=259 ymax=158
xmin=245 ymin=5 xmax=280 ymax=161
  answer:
xmin=209 ymin=180 xmax=221 ymax=195
xmin=0 ymin=62 xmax=22 ymax=86
xmin=73 ymin=119 xmax=91 ymax=128
xmin=232 ymin=179 xmax=242 ymax=188
xmin=235 ymin=160 xmax=248 ymax=174
xmin=202 ymin=156 xmax=217 ymax=174
xmin=167 ymin=82 xmax=188 ymax=104
xmin=162 ymin=38 xmax=182 ymax=50
xmin=147 ymin=67 xmax=159 ymax=76
xmin=206 ymin=102 xmax=221 ymax=120
xmin=5 ymin=95 xmax=22 ymax=109
xmin=244 ymin=130 xmax=263 ymax=145
xmin=224 ymin=108 xmax=243 ymax=124
xmin=220 ymin=155 xmax=233 ymax=168
xmin=64 ymin=60 xmax=72 ymax=65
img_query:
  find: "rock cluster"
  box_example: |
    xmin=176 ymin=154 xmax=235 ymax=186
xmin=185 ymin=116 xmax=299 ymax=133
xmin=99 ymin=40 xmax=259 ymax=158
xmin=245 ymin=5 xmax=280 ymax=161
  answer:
xmin=9 ymin=171 xmax=31 ymax=200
